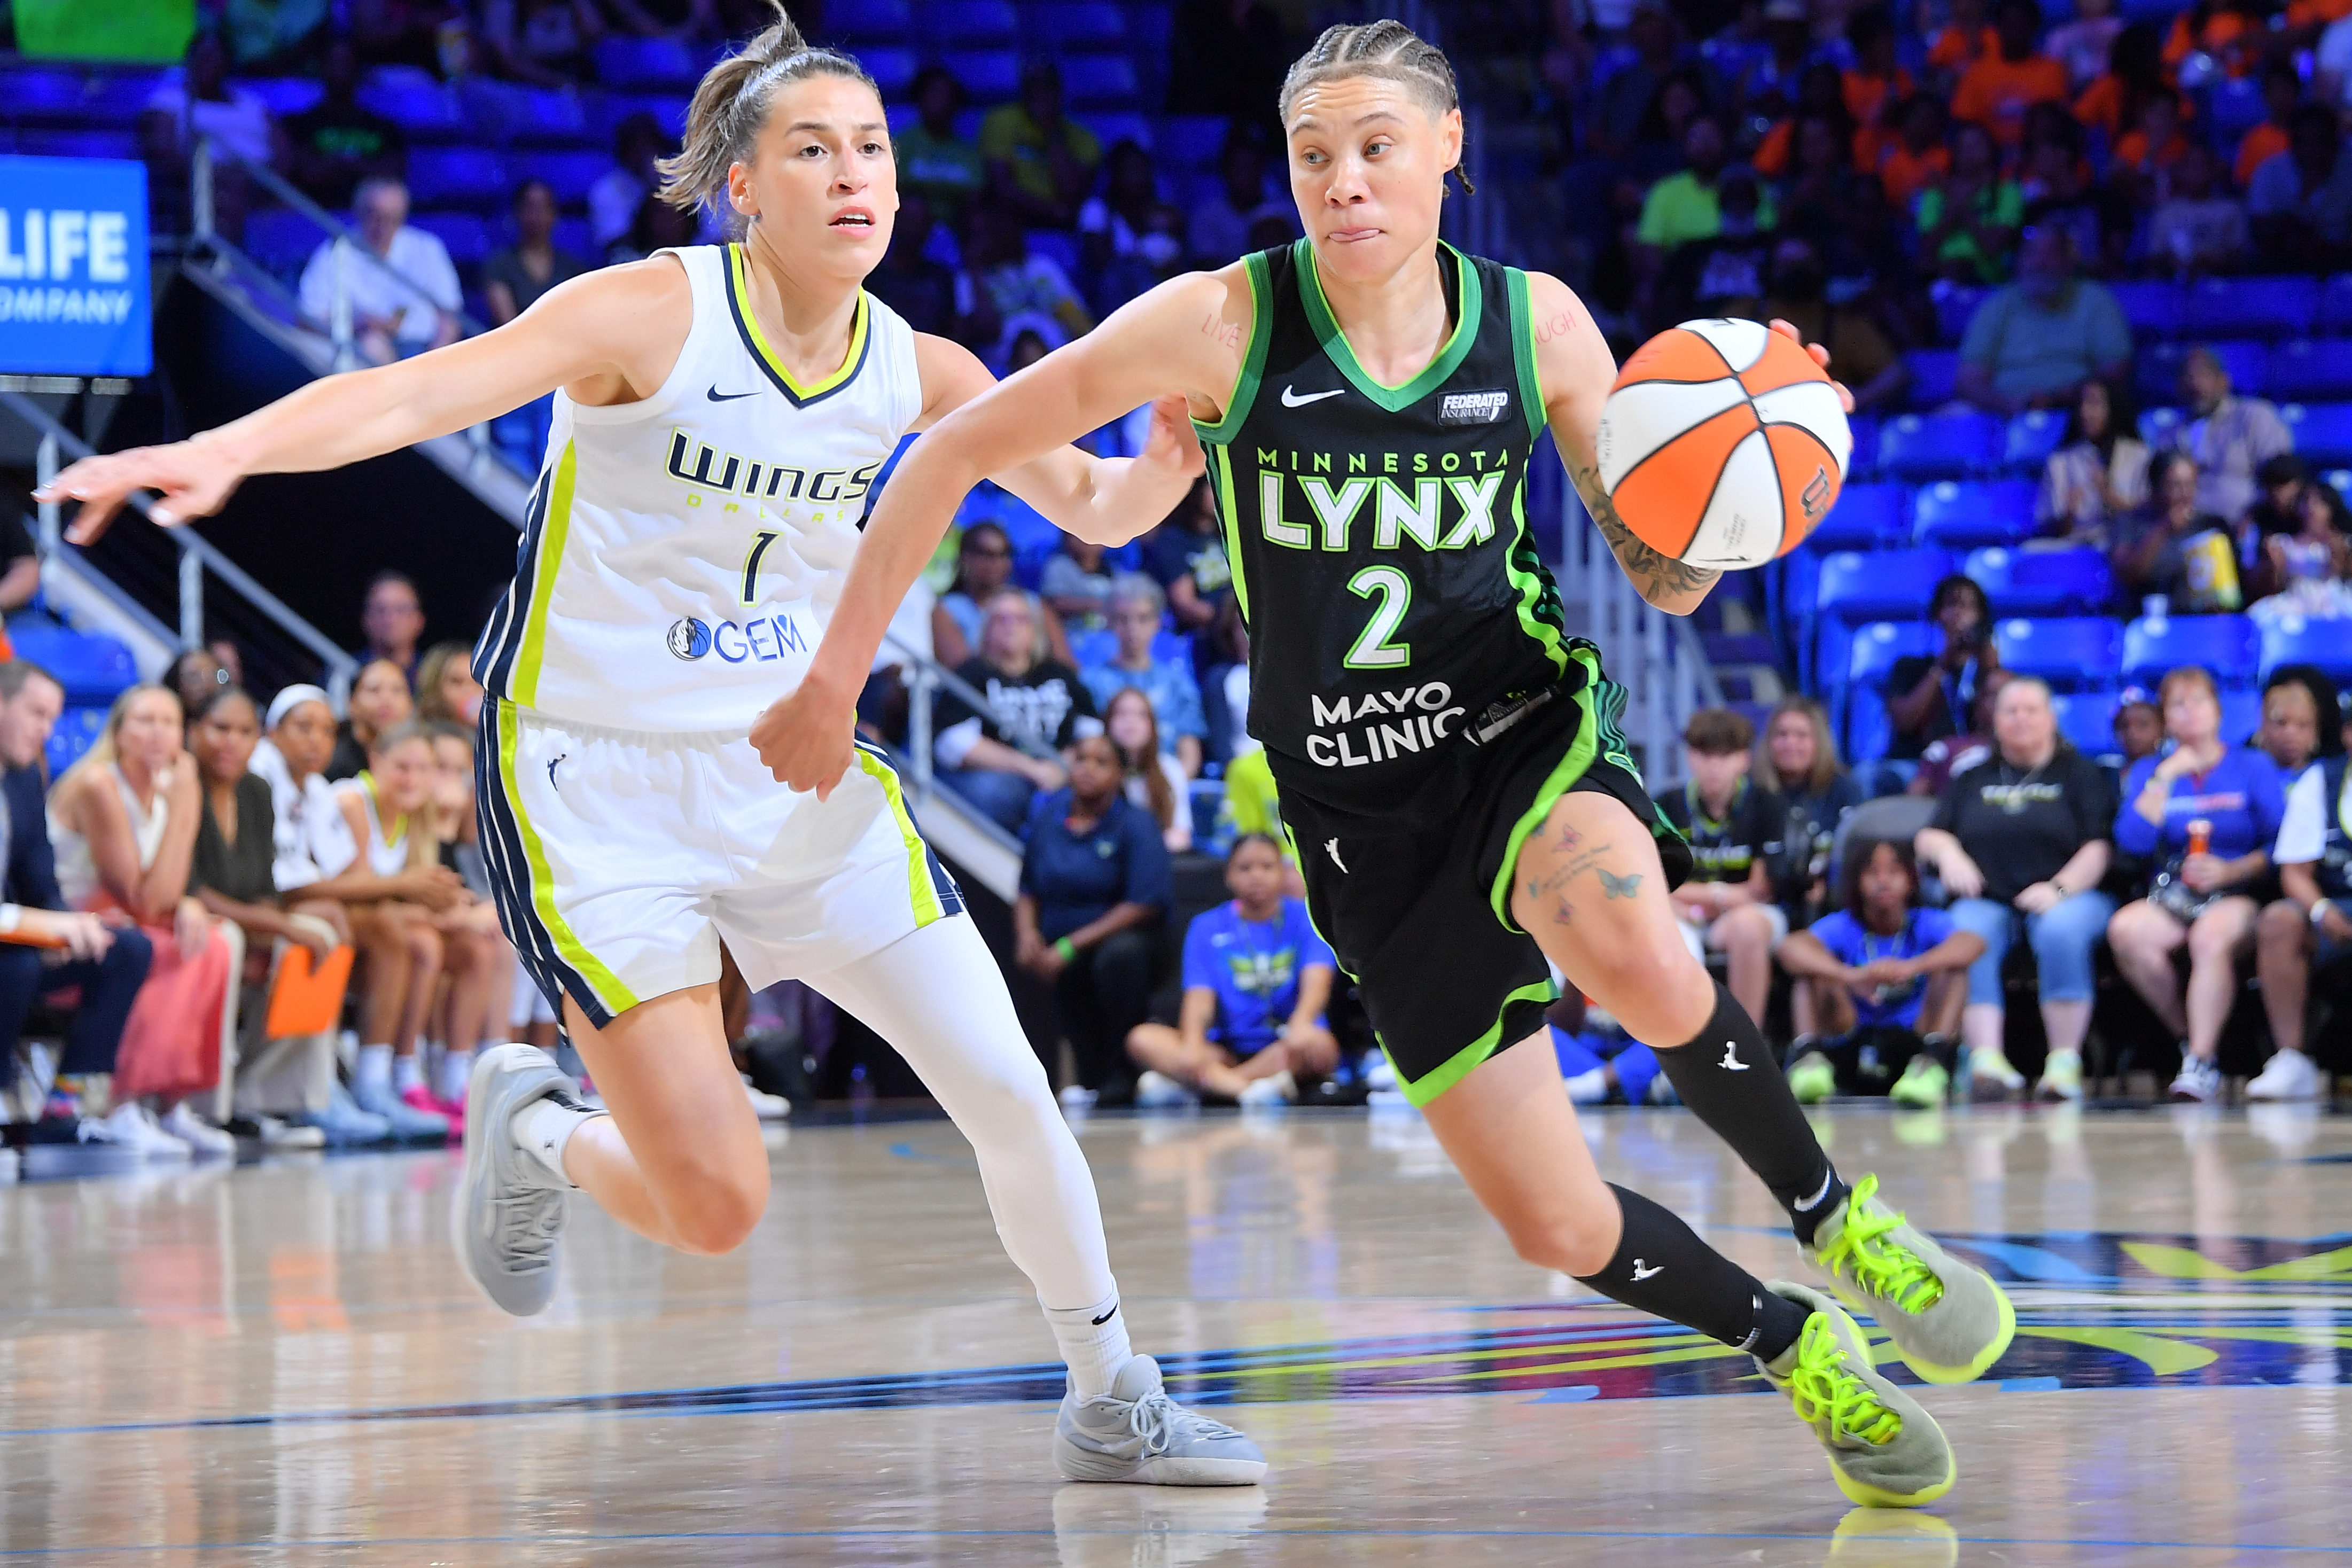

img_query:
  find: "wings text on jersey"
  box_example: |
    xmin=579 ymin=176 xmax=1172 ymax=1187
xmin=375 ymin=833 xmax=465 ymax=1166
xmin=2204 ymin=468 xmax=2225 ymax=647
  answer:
xmin=665 ymin=429 xmax=882 ymax=504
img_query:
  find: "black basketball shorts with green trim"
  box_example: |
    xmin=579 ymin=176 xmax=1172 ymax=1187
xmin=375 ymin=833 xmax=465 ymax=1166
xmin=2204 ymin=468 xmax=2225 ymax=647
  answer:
xmin=1275 ymin=672 xmax=1693 ymax=1108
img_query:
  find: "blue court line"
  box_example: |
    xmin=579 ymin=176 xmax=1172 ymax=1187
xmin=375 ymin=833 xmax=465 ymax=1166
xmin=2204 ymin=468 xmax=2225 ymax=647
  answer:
xmin=0 ymin=1526 xmax=2341 ymax=1557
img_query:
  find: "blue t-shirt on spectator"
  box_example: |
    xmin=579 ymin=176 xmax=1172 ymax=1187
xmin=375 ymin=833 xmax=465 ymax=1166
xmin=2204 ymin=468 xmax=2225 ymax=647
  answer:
xmin=2112 ymin=748 xmax=2286 ymax=862
xmin=1181 ymin=898 xmax=1335 ymax=1056
xmin=1806 ymin=907 xmax=1955 ymax=1031
xmin=1020 ymin=790 xmax=1172 ymax=942
xmin=1081 ymin=657 xmax=1208 ymax=750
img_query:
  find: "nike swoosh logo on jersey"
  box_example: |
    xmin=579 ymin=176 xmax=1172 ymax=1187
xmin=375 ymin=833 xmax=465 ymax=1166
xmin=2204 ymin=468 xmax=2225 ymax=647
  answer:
xmin=1280 ymin=385 xmax=1345 ymax=407
xmin=706 ymin=386 xmax=761 ymax=402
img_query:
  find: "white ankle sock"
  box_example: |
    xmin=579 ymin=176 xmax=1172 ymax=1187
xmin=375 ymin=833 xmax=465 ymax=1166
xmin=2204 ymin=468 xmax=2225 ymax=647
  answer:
xmin=1046 ymin=1293 xmax=1135 ymax=1398
xmin=392 ymin=1054 xmax=424 ymax=1095
xmin=356 ymin=1044 xmax=393 ymax=1098
xmin=511 ymin=1095 xmax=599 ymax=1187
xmin=439 ymin=1050 xmax=475 ymax=1103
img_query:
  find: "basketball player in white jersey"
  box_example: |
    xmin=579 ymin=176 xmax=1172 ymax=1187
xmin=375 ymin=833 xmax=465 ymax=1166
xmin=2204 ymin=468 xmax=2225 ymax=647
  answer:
xmin=40 ymin=4 xmax=1264 ymax=1486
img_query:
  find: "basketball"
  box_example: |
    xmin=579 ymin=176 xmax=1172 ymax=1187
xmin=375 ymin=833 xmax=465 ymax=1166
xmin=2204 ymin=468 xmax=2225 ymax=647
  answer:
xmin=1594 ymin=318 xmax=1852 ymax=571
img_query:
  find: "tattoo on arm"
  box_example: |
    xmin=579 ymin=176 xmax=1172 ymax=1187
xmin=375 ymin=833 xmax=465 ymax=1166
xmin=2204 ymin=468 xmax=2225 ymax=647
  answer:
xmin=1572 ymin=461 xmax=1721 ymax=604
xmin=1598 ymin=869 xmax=1644 ymax=899
xmin=1200 ymin=312 xmax=1242 ymax=350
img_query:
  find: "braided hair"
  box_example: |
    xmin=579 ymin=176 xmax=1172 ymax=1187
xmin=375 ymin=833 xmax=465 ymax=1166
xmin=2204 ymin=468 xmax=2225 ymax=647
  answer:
xmin=1278 ymin=20 xmax=1474 ymax=193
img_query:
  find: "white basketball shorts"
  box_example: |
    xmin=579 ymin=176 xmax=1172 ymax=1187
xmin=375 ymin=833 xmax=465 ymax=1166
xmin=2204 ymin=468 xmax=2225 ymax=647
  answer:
xmin=476 ymin=697 xmax=963 ymax=1028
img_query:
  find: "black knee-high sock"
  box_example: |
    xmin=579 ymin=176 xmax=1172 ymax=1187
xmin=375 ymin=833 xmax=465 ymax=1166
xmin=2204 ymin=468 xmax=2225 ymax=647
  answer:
xmin=1655 ymin=981 xmax=1850 ymax=1246
xmin=1575 ymin=1184 xmax=1810 ymax=1364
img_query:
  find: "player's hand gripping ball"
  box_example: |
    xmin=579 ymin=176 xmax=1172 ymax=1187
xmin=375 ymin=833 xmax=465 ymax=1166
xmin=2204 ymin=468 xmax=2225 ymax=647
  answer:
xmin=1595 ymin=318 xmax=1851 ymax=570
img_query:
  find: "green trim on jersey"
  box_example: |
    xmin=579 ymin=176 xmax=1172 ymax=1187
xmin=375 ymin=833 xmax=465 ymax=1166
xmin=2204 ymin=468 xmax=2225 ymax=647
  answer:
xmin=1393 ymin=978 xmax=1559 ymax=1106
xmin=1504 ymin=474 xmax=1571 ymax=679
xmin=512 ymin=438 xmax=578 ymax=709
xmin=1505 ymin=267 xmax=1547 ymax=441
xmin=1194 ymin=250 xmax=1275 ymax=446
xmin=1295 ymin=238 xmax=1483 ymax=411
xmin=1210 ymin=444 xmax=1252 ymax=620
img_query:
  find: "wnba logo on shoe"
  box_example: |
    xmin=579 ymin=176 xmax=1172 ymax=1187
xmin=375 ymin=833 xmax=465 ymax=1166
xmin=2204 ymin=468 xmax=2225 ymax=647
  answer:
xmin=667 ymin=618 xmax=713 ymax=660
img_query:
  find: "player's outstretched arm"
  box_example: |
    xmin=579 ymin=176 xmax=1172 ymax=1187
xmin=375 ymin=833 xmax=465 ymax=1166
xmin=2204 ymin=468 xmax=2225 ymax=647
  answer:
xmin=754 ymin=269 xmax=1247 ymax=797
xmin=35 ymin=260 xmax=693 ymax=542
xmin=909 ymin=335 xmax=1204 ymax=548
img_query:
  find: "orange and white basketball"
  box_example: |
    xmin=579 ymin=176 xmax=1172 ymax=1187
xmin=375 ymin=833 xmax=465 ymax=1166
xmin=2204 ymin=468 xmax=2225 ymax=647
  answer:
xmin=1594 ymin=318 xmax=1851 ymax=571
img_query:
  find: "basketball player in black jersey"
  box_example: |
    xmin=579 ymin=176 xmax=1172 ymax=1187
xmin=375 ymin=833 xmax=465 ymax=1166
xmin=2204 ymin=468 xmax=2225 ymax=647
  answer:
xmin=765 ymin=20 xmax=2014 ymax=1507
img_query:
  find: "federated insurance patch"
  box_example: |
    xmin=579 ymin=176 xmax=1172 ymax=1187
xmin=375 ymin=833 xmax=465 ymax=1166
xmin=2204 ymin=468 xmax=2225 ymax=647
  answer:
xmin=1438 ymin=389 xmax=1512 ymax=426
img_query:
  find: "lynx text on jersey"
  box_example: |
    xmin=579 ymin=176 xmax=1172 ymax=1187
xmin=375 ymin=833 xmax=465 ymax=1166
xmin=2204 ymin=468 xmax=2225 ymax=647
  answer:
xmin=1304 ymin=682 xmax=1465 ymax=768
xmin=1249 ymin=446 xmax=1512 ymax=553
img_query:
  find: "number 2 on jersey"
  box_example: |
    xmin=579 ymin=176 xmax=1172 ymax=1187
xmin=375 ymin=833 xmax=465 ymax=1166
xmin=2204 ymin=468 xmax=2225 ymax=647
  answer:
xmin=1344 ymin=565 xmax=1412 ymax=669
xmin=740 ymin=529 xmax=780 ymax=604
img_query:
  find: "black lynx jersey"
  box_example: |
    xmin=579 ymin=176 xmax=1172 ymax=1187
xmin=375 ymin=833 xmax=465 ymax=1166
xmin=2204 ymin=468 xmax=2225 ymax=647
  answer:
xmin=1195 ymin=238 xmax=1583 ymax=820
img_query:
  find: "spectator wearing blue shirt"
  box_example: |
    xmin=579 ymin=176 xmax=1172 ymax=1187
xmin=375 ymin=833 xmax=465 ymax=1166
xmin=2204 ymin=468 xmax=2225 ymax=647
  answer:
xmin=1127 ymin=835 xmax=1339 ymax=1107
xmin=2105 ymin=667 xmax=2287 ymax=1103
xmin=1080 ymin=576 xmax=1206 ymax=779
xmin=1776 ymin=840 xmax=1984 ymax=1107
xmin=1016 ymin=736 xmax=1172 ymax=1107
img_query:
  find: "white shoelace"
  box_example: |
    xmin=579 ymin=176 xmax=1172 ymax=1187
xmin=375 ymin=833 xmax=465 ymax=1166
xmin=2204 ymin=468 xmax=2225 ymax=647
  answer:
xmin=1089 ymin=1386 xmax=1242 ymax=1458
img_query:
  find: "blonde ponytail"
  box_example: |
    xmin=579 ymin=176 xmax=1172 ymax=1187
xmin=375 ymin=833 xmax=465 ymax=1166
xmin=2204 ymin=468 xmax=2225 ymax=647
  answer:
xmin=657 ymin=1 xmax=877 ymax=217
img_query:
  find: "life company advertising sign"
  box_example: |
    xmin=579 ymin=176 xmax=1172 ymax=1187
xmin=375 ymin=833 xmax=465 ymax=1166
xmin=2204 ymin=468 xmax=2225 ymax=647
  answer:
xmin=0 ymin=156 xmax=152 ymax=378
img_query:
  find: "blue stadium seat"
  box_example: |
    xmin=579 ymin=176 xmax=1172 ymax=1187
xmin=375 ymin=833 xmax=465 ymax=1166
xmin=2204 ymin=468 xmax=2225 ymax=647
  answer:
xmin=830 ymin=0 xmax=914 ymax=41
xmin=1056 ymin=53 xmax=1138 ymax=108
xmin=1086 ymin=112 xmax=1154 ymax=152
xmin=593 ymin=36 xmax=700 ymax=90
xmin=1842 ymin=620 xmax=1939 ymax=759
xmin=509 ymin=87 xmax=590 ymax=144
xmin=403 ymin=148 xmax=511 ymax=213
xmin=2137 ymin=340 xmax=2266 ymax=406
xmin=2263 ymin=340 xmax=2352 ymax=402
xmin=1158 ymin=115 xmax=1233 ymax=171
xmin=2281 ymin=402 xmax=2352 ymax=465
xmin=1963 ymin=545 xmax=2112 ymax=615
xmin=1934 ymin=285 xmax=1987 ymax=345
xmin=2259 ymin=613 xmax=2352 ymax=683
xmin=1810 ymin=481 xmax=1905 ymax=551
xmin=863 ymin=48 xmax=919 ymax=98
xmin=1032 ymin=2 xmax=1128 ymax=46
xmin=2121 ymin=613 xmax=2259 ymax=687
xmin=408 ymin=211 xmax=490 ymax=270
xmin=355 ymin=78 xmax=464 ymax=139
xmin=1993 ymin=616 xmax=2121 ymax=687
xmin=526 ymin=150 xmax=609 ymax=207
xmin=1817 ymin=547 xmax=1955 ymax=623
xmin=2107 ymin=280 xmax=2181 ymax=339
xmin=1912 ymin=478 xmax=2038 ymax=548
xmin=8 ymin=628 xmax=138 ymax=708
xmin=2322 ymin=273 xmax=2352 ymax=335
xmin=2004 ymin=409 xmax=2068 ymax=472
xmin=242 ymin=208 xmax=321 ymax=279
xmin=944 ymin=49 xmax=1022 ymax=99
xmin=0 ymin=67 xmax=92 ymax=122
xmin=1873 ymin=410 xmax=1998 ymax=479
xmin=2220 ymin=688 xmax=2265 ymax=747
xmin=245 ymin=77 xmax=325 ymax=117
xmin=2047 ymin=690 xmax=2121 ymax=756
xmin=2176 ymin=277 xmax=2316 ymax=340
xmin=1906 ymin=348 xmax=1958 ymax=407
xmin=44 ymin=707 xmax=107 ymax=778
xmin=553 ymin=217 xmax=593 ymax=263
xmin=18 ymin=130 xmax=138 ymax=161
xmin=1028 ymin=228 xmax=1081 ymax=275
xmin=926 ymin=0 xmax=1021 ymax=45
xmin=1843 ymin=413 xmax=1880 ymax=478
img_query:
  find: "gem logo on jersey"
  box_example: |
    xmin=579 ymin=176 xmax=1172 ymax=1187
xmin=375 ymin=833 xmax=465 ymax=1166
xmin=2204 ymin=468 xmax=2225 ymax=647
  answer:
xmin=1438 ymin=389 xmax=1512 ymax=426
xmin=666 ymin=618 xmax=713 ymax=660
xmin=664 ymin=609 xmax=809 ymax=665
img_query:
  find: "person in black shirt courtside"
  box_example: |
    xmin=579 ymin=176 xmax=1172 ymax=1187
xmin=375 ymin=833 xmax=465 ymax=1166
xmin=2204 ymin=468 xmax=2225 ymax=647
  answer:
xmin=1656 ymin=709 xmax=1788 ymax=1031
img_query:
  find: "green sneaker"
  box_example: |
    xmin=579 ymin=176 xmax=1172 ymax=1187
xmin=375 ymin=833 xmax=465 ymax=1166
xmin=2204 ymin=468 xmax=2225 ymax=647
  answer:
xmin=2035 ymin=1051 xmax=2083 ymax=1103
xmin=1758 ymin=1282 xmax=1955 ymax=1509
xmin=1804 ymin=1174 xmax=2015 ymax=1385
xmin=1788 ymin=1051 xmax=1838 ymax=1105
xmin=1890 ymin=1056 xmax=1948 ymax=1109
xmin=1966 ymin=1047 xmax=2024 ymax=1102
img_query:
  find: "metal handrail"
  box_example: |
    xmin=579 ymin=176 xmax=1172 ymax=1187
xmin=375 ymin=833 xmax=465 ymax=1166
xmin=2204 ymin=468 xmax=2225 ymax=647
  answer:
xmin=4 ymin=391 xmax=360 ymax=696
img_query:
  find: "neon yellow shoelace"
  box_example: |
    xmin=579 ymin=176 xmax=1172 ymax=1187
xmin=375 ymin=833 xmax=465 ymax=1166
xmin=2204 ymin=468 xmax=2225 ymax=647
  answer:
xmin=1786 ymin=1315 xmax=1902 ymax=1448
xmin=1816 ymin=1174 xmax=1944 ymax=1315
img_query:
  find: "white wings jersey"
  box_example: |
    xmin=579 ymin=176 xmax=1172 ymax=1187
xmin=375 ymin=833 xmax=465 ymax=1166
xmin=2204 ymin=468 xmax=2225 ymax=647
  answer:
xmin=475 ymin=243 xmax=924 ymax=731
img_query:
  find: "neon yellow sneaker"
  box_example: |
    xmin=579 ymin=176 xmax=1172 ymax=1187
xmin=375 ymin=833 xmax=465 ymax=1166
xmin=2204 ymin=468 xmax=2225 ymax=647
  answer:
xmin=1890 ymin=1056 xmax=1948 ymax=1109
xmin=1788 ymin=1051 xmax=1838 ymax=1105
xmin=1758 ymin=1282 xmax=1956 ymax=1508
xmin=2034 ymin=1050 xmax=2083 ymax=1103
xmin=1804 ymin=1174 xmax=2015 ymax=1385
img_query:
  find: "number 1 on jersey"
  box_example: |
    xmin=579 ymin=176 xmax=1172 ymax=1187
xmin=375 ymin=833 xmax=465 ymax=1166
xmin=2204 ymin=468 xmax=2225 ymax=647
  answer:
xmin=740 ymin=529 xmax=780 ymax=604
xmin=1344 ymin=565 xmax=1413 ymax=669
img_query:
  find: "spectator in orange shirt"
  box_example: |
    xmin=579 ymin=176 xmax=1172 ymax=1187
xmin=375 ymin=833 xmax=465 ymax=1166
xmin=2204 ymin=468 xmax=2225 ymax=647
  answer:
xmin=2163 ymin=0 xmax=2263 ymax=78
xmin=1953 ymin=0 xmax=2074 ymax=150
xmin=2074 ymin=23 xmax=2172 ymax=143
xmin=2114 ymin=85 xmax=2194 ymax=183
xmin=1879 ymin=92 xmax=1954 ymax=209
xmin=1844 ymin=7 xmax=1914 ymax=167
xmin=1927 ymin=0 xmax=1998 ymax=80
xmin=1754 ymin=63 xmax=1852 ymax=176
xmin=2236 ymin=64 xmax=2302 ymax=190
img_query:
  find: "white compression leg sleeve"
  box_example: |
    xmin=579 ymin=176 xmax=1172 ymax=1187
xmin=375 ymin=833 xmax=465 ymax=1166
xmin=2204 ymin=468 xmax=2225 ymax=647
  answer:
xmin=805 ymin=918 xmax=1120 ymax=1316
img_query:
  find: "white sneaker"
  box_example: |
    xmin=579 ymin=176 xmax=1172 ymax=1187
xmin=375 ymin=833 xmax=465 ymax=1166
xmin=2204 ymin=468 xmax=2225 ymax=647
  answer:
xmin=1057 ymin=1085 xmax=1100 ymax=1112
xmin=1134 ymin=1071 xmax=1199 ymax=1109
xmin=2168 ymin=1055 xmax=2223 ymax=1103
xmin=1053 ymin=1354 xmax=1267 ymax=1485
xmin=162 ymin=1102 xmax=238 ymax=1158
xmin=252 ymin=1114 xmax=326 ymax=1150
xmin=739 ymin=1073 xmax=792 ymax=1121
xmin=1564 ymin=1066 xmax=1610 ymax=1104
xmin=2245 ymin=1049 xmax=2322 ymax=1103
xmin=0 ymin=1147 xmax=18 ymax=1182
xmin=1364 ymin=1057 xmax=1398 ymax=1093
xmin=104 ymin=1103 xmax=192 ymax=1161
xmin=1236 ymin=1070 xmax=1296 ymax=1107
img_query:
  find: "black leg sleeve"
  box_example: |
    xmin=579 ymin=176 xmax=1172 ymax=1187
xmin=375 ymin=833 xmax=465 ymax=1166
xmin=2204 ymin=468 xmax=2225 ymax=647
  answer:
xmin=1574 ymin=1184 xmax=1810 ymax=1363
xmin=1654 ymin=980 xmax=1849 ymax=1245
